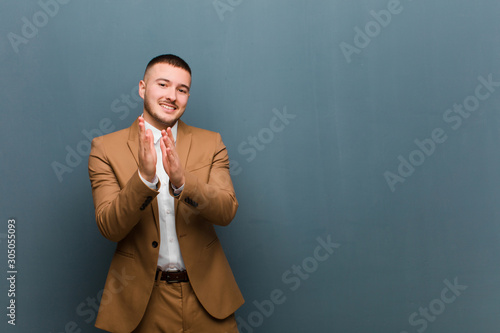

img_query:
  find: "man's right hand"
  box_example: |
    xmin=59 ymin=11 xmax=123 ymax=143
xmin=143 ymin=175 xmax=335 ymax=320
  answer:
xmin=138 ymin=116 xmax=157 ymax=182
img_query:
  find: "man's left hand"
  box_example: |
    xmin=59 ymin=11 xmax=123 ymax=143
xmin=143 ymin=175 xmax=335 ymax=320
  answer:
xmin=160 ymin=127 xmax=185 ymax=189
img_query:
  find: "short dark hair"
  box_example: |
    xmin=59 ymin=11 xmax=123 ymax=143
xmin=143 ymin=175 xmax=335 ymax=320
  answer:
xmin=144 ymin=54 xmax=191 ymax=78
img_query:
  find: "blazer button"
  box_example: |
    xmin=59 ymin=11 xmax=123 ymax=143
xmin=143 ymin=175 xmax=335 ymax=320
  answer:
xmin=152 ymin=241 xmax=158 ymax=248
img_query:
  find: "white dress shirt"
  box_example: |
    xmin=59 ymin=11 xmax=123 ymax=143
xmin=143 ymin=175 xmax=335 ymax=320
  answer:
xmin=138 ymin=120 xmax=186 ymax=271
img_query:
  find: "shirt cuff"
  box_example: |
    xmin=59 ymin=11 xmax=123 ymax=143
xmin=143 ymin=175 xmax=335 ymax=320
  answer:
xmin=171 ymin=183 xmax=184 ymax=196
xmin=138 ymin=170 xmax=158 ymax=190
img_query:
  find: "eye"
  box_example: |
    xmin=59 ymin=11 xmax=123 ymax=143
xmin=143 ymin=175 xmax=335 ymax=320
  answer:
xmin=159 ymin=83 xmax=166 ymax=87
xmin=178 ymin=88 xmax=188 ymax=95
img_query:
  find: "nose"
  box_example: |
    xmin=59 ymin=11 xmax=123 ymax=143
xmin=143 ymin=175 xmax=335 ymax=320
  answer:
xmin=164 ymin=86 xmax=177 ymax=101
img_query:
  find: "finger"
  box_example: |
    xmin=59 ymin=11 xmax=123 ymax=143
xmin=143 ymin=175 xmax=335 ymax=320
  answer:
xmin=160 ymin=131 xmax=171 ymax=157
xmin=164 ymin=131 xmax=176 ymax=155
xmin=145 ymin=129 xmax=155 ymax=151
xmin=167 ymin=127 xmax=176 ymax=145
xmin=161 ymin=129 xmax=168 ymax=143
xmin=138 ymin=117 xmax=146 ymax=149
xmin=138 ymin=116 xmax=145 ymax=134
xmin=160 ymin=135 xmax=168 ymax=163
xmin=166 ymin=147 xmax=174 ymax=161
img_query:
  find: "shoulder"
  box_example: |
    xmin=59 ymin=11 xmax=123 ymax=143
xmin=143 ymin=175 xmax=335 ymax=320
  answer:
xmin=90 ymin=122 xmax=137 ymax=156
xmin=179 ymin=120 xmax=222 ymax=143
xmin=181 ymin=121 xmax=218 ymax=135
xmin=90 ymin=121 xmax=136 ymax=153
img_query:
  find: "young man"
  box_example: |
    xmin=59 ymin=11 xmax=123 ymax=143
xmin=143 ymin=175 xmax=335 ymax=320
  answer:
xmin=88 ymin=54 xmax=243 ymax=332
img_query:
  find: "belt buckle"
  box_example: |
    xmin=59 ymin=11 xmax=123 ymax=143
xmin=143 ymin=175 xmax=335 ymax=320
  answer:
xmin=165 ymin=271 xmax=181 ymax=284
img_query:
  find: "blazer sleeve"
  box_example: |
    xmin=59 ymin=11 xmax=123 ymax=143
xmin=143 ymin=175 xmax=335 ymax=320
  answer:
xmin=88 ymin=137 xmax=160 ymax=242
xmin=169 ymin=133 xmax=238 ymax=226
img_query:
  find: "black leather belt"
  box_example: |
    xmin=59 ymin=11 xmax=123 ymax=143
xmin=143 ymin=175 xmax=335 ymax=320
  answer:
xmin=155 ymin=268 xmax=189 ymax=283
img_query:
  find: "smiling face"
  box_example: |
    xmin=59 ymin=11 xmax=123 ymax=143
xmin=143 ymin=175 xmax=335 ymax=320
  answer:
xmin=139 ymin=62 xmax=191 ymax=130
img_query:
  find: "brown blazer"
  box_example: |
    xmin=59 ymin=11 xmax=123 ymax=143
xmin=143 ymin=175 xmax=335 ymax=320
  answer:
xmin=88 ymin=118 xmax=244 ymax=333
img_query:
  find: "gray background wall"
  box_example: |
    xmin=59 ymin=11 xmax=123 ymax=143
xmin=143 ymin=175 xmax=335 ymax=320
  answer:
xmin=1 ymin=0 xmax=500 ymax=332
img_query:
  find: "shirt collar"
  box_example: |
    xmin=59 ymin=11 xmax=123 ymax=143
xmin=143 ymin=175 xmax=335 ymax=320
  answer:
xmin=143 ymin=117 xmax=178 ymax=145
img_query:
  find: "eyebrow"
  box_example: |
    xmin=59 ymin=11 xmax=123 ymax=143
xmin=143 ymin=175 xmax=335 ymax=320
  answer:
xmin=156 ymin=78 xmax=190 ymax=91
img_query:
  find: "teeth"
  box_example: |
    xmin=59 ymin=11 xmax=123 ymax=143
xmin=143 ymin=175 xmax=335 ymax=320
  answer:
xmin=161 ymin=104 xmax=175 ymax=110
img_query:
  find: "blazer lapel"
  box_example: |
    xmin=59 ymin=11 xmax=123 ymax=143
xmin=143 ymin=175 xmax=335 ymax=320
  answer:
xmin=127 ymin=118 xmax=140 ymax=166
xmin=174 ymin=119 xmax=192 ymax=214
xmin=176 ymin=120 xmax=192 ymax=170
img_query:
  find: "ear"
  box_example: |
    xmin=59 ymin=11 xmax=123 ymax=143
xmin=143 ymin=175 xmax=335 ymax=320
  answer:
xmin=138 ymin=80 xmax=146 ymax=99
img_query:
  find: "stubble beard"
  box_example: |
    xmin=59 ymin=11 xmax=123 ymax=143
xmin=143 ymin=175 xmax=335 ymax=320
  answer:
xmin=143 ymin=98 xmax=178 ymax=129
